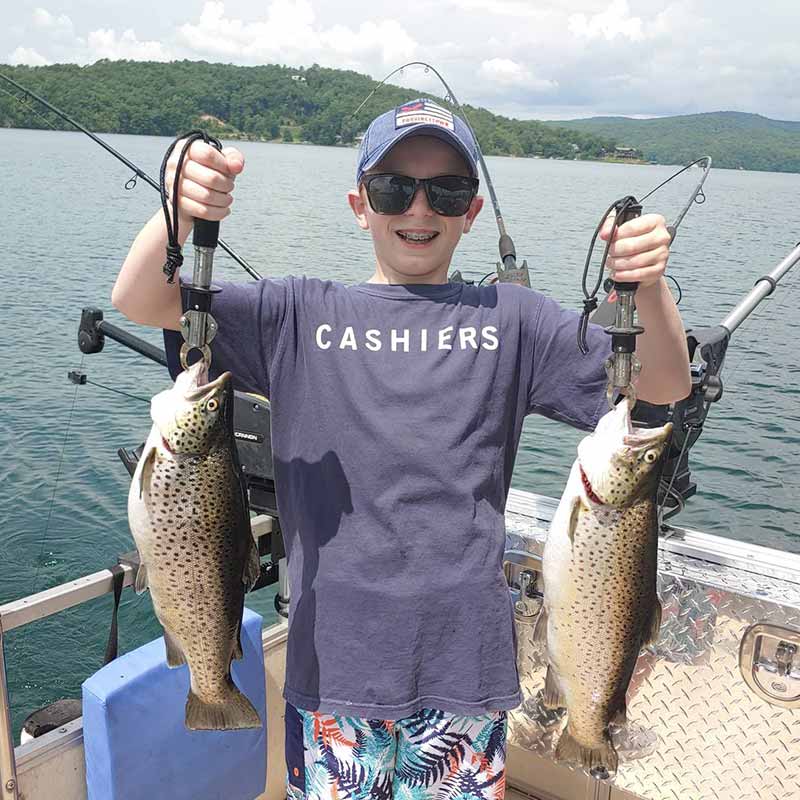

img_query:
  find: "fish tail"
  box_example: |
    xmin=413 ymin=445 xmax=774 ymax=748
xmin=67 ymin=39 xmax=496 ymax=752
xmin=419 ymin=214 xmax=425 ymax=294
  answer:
xmin=555 ymin=728 xmax=618 ymax=778
xmin=185 ymin=678 xmax=261 ymax=731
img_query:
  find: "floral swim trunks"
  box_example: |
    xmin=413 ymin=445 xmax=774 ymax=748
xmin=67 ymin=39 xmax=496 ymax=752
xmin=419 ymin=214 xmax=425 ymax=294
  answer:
xmin=285 ymin=702 xmax=508 ymax=800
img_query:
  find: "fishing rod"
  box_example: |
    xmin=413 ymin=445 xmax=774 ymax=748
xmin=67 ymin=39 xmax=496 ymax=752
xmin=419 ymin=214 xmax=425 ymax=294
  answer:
xmin=353 ymin=61 xmax=531 ymax=287
xmin=0 ymin=71 xmax=262 ymax=281
xmin=657 ymin=240 xmax=800 ymax=522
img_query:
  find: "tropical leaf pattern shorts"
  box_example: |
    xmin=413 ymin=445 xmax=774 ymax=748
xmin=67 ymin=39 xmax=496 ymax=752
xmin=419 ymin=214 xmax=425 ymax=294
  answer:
xmin=285 ymin=702 xmax=508 ymax=800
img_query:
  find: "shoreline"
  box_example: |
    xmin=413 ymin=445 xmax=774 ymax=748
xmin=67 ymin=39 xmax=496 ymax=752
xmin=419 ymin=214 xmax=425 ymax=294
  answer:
xmin=0 ymin=124 xmax=794 ymax=173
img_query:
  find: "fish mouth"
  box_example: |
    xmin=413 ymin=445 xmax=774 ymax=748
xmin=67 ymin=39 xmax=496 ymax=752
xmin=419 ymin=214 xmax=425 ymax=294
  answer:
xmin=624 ymin=421 xmax=674 ymax=450
xmin=184 ymin=369 xmax=231 ymax=402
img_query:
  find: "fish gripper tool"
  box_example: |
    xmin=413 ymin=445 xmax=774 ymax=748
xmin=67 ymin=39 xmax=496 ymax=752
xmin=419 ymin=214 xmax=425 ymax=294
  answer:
xmin=603 ymin=196 xmax=644 ymax=407
xmin=179 ymin=217 xmax=222 ymax=370
xmin=157 ymin=130 xmax=225 ymax=371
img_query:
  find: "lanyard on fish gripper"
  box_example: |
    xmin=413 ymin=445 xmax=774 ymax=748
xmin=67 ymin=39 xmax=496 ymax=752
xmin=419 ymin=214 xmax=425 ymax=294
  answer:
xmin=159 ymin=130 xmax=224 ymax=370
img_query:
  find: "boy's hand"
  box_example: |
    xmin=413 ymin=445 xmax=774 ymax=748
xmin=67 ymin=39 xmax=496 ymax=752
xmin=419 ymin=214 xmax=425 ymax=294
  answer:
xmin=599 ymin=212 xmax=671 ymax=289
xmin=164 ymin=140 xmax=245 ymax=225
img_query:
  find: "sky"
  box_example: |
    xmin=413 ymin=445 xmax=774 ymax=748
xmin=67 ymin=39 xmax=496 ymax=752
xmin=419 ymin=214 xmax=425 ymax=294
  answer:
xmin=3 ymin=0 xmax=800 ymax=121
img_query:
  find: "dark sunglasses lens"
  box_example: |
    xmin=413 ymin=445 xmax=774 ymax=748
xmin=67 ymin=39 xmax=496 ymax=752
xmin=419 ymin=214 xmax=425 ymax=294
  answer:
xmin=426 ymin=176 xmax=476 ymax=216
xmin=366 ymin=175 xmax=415 ymax=214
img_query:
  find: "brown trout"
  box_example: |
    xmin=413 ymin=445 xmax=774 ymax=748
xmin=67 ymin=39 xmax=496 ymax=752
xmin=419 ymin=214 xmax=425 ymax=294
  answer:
xmin=128 ymin=361 xmax=261 ymax=730
xmin=536 ymin=397 xmax=672 ymax=777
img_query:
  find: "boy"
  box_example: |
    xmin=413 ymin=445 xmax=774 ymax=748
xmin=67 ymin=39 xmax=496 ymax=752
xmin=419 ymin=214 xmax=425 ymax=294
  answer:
xmin=112 ymin=100 xmax=690 ymax=800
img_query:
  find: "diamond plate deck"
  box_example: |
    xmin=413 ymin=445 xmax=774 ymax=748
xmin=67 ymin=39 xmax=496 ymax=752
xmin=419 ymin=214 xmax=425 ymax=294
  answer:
xmin=504 ymin=489 xmax=800 ymax=800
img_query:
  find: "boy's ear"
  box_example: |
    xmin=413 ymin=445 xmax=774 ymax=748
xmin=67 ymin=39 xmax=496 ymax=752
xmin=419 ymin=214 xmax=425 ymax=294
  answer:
xmin=462 ymin=195 xmax=484 ymax=234
xmin=347 ymin=187 xmax=370 ymax=231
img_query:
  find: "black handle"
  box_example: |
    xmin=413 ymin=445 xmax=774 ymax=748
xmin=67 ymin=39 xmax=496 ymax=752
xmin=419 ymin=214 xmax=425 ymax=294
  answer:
xmin=498 ymin=233 xmax=516 ymax=264
xmin=193 ymin=218 xmax=220 ymax=249
xmin=613 ymin=196 xmax=642 ymax=291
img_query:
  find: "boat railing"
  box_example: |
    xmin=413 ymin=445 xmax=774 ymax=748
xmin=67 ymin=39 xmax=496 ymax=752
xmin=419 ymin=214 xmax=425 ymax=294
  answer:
xmin=0 ymin=514 xmax=277 ymax=800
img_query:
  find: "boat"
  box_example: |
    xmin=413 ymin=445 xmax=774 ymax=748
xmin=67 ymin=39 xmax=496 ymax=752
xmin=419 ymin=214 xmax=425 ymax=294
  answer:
xmin=1 ymin=67 xmax=798 ymax=800
xmin=1 ymin=241 xmax=798 ymax=800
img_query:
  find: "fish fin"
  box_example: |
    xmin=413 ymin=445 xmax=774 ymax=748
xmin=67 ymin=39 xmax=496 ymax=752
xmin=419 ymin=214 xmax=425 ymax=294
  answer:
xmin=611 ymin=698 xmax=627 ymax=728
xmin=242 ymin=536 xmax=260 ymax=593
xmin=643 ymin=597 xmax=663 ymax=648
xmin=543 ymin=665 xmax=566 ymax=710
xmin=232 ymin=620 xmax=244 ymax=661
xmin=533 ymin=606 xmax=548 ymax=643
xmin=555 ymin=728 xmax=618 ymax=779
xmin=138 ymin=445 xmax=157 ymax=505
xmin=163 ymin=629 xmax=186 ymax=668
xmin=184 ymin=678 xmax=261 ymax=731
xmin=567 ymin=495 xmax=581 ymax=544
xmin=133 ymin=560 xmax=149 ymax=595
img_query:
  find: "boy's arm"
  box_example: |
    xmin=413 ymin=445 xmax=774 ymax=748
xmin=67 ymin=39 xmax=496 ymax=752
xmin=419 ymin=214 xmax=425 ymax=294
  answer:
xmin=111 ymin=209 xmax=187 ymax=330
xmin=601 ymin=214 xmax=692 ymax=405
xmin=633 ymin=278 xmax=691 ymax=404
xmin=111 ymin=141 xmax=244 ymax=330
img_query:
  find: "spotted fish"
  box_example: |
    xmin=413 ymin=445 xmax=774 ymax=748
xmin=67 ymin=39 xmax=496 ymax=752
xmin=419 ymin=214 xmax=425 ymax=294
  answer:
xmin=535 ymin=397 xmax=672 ymax=777
xmin=128 ymin=361 xmax=261 ymax=730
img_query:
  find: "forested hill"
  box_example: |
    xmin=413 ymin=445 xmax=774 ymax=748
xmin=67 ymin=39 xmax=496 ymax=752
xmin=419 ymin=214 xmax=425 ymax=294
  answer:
xmin=546 ymin=112 xmax=800 ymax=173
xmin=0 ymin=60 xmax=612 ymax=160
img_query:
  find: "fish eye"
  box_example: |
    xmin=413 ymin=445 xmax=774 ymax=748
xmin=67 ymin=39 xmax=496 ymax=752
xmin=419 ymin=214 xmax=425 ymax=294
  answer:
xmin=207 ymin=398 xmax=219 ymax=412
xmin=643 ymin=449 xmax=659 ymax=463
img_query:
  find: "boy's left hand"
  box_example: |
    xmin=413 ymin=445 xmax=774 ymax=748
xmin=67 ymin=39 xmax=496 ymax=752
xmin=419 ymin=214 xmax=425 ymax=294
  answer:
xmin=599 ymin=212 xmax=671 ymax=289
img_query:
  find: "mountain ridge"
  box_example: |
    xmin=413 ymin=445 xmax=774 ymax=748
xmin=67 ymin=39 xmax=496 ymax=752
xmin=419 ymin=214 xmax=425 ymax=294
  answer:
xmin=1 ymin=60 xmax=798 ymax=172
xmin=545 ymin=111 xmax=800 ymax=171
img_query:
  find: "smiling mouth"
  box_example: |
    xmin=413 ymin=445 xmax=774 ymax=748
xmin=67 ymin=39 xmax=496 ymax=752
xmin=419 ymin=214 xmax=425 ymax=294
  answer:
xmin=396 ymin=231 xmax=439 ymax=244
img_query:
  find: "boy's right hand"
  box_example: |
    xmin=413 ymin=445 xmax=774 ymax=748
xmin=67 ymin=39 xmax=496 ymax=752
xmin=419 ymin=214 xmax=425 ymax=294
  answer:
xmin=164 ymin=140 xmax=245 ymax=225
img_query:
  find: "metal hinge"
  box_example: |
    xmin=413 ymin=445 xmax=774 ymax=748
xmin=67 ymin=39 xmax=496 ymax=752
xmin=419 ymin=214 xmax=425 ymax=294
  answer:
xmin=503 ymin=550 xmax=543 ymax=619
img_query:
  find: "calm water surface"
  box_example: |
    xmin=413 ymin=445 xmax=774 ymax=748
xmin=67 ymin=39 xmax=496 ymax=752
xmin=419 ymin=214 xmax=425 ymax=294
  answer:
xmin=1 ymin=129 xmax=798 ymax=734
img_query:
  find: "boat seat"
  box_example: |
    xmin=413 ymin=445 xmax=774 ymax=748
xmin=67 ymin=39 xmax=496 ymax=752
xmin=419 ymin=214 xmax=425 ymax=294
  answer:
xmin=82 ymin=606 xmax=267 ymax=800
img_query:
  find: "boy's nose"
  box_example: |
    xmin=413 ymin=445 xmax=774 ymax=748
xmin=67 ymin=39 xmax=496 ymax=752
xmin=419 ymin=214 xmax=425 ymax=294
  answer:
xmin=404 ymin=184 xmax=435 ymax=216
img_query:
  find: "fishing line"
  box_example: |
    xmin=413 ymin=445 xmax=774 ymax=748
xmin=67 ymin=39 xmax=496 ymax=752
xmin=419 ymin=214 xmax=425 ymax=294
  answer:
xmin=83 ymin=379 xmax=150 ymax=404
xmin=658 ymin=427 xmax=694 ymax=527
xmin=0 ymin=84 xmax=58 ymax=132
xmin=577 ymin=158 xmax=710 ymax=353
xmin=638 ymin=158 xmax=710 ymax=210
xmin=31 ymin=354 xmax=86 ymax=594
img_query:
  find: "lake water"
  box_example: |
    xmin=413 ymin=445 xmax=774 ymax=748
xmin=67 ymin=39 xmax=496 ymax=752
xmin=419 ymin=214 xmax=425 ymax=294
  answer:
xmin=1 ymin=128 xmax=798 ymax=735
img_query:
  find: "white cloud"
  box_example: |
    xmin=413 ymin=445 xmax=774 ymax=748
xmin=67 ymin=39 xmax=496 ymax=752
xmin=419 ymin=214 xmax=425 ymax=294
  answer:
xmin=320 ymin=21 xmax=416 ymax=64
xmin=448 ymin=0 xmax=553 ymax=18
xmin=86 ymin=28 xmax=172 ymax=61
xmin=479 ymin=58 xmax=557 ymax=92
xmin=32 ymin=8 xmax=74 ymax=36
xmin=177 ymin=1 xmax=416 ymax=68
xmin=568 ymin=0 xmax=644 ymax=42
xmin=7 ymin=46 xmax=50 ymax=66
xmin=3 ymin=1 xmax=800 ymax=120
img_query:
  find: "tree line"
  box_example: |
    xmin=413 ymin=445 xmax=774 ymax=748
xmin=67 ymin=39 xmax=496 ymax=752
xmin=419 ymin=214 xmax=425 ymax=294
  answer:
xmin=0 ymin=60 xmax=614 ymax=161
xmin=551 ymin=112 xmax=800 ymax=173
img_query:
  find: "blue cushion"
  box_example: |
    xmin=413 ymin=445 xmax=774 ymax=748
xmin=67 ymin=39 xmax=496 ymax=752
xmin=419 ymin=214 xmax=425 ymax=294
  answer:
xmin=82 ymin=607 xmax=267 ymax=800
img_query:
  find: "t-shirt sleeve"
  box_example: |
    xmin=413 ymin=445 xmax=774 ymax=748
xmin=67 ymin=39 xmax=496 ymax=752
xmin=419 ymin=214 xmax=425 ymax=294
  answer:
xmin=525 ymin=292 xmax=611 ymax=431
xmin=163 ymin=276 xmax=292 ymax=397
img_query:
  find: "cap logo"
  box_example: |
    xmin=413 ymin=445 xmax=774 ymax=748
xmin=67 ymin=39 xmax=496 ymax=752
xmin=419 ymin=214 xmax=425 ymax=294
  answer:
xmin=395 ymin=99 xmax=454 ymax=131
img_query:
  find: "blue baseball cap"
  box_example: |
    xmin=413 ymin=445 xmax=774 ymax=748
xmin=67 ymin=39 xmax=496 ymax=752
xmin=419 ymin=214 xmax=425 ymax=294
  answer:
xmin=355 ymin=98 xmax=480 ymax=185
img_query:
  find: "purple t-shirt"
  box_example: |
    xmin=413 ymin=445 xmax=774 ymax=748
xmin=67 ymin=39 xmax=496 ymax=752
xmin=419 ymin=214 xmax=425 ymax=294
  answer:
xmin=164 ymin=277 xmax=610 ymax=719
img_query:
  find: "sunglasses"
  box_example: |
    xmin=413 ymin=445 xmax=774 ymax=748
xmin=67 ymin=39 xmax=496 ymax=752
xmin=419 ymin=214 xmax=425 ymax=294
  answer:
xmin=362 ymin=173 xmax=479 ymax=217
